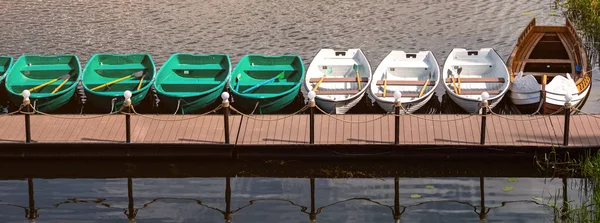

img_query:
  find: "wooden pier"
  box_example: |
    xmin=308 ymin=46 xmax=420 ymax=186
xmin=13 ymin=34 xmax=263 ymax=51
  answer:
xmin=1 ymin=113 xmax=599 ymax=146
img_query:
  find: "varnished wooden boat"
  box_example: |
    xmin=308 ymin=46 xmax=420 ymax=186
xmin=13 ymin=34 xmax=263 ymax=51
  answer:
xmin=507 ymin=18 xmax=591 ymax=114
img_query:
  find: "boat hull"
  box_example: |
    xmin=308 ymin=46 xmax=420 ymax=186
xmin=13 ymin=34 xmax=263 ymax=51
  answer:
xmin=373 ymin=91 xmax=434 ymax=114
xmin=4 ymin=54 xmax=81 ymax=113
xmin=157 ymin=89 xmax=223 ymax=114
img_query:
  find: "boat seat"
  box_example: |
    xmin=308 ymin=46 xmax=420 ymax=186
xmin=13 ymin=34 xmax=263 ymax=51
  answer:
xmin=521 ymin=59 xmax=571 ymax=64
xmin=159 ymin=80 xmax=222 ymax=85
xmin=94 ymin=64 xmax=146 ymax=71
xmin=0 ymin=67 xmax=6 ymax=73
xmin=444 ymin=78 xmax=505 ymax=83
xmin=375 ymin=92 xmax=420 ymax=97
xmin=376 ymin=80 xmax=435 ymax=86
xmin=172 ymin=64 xmax=224 ymax=71
xmin=321 ymin=58 xmax=358 ymax=67
xmin=451 ymin=60 xmax=493 ymax=67
xmin=308 ymin=77 xmax=369 ymax=83
xmin=315 ymin=90 xmax=360 ymax=95
xmin=387 ymin=61 xmax=429 ymax=69
xmin=20 ymin=64 xmax=73 ymax=72
xmin=455 ymin=89 xmax=502 ymax=95
xmin=244 ymin=65 xmax=296 ymax=72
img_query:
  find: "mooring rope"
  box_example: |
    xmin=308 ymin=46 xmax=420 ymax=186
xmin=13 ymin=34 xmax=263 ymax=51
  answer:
xmin=229 ymin=105 xmax=308 ymax=121
xmin=314 ymin=105 xmax=390 ymax=123
xmin=126 ymin=104 xmax=223 ymax=121
xmin=394 ymin=104 xmax=477 ymax=122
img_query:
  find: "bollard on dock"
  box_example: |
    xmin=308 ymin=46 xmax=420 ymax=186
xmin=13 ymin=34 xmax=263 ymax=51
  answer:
xmin=480 ymin=92 xmax=489 ymax=145
xmin=564 ymin=92 xmax=572 ymax=146
xmin=308 ymin=91 xmax=316 ymax=144
xmin=394 ymin=91 xmax=401 ymax=145
xmin=123 ymin=90 xmax=132 ymax=143
xmin=221 ymin=92 xmax=231 ymax=144
xmin=22 ymin=90 xmax=32 ymax=143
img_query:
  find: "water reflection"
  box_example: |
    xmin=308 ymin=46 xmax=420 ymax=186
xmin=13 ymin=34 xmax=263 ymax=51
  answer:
xmin=0 ymin=176 xmax=571 ymax=223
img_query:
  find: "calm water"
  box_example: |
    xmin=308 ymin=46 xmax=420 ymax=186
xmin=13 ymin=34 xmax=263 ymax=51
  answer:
xmin=0 ymin=176 xmax=581 ymax=222
xmin=0 ymin=0 xmax=596 ymax=222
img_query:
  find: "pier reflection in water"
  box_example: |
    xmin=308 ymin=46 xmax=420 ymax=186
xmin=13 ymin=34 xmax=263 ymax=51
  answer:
xmin=0 ymin=175 xmax=579 ymax=222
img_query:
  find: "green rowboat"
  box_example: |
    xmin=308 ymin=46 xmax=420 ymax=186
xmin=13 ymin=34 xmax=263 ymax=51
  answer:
xmin=154 ymin=53 xmax=231 ymax=114
xmin=4 ymin=54 xmax=81 ymax=112
xmin=82 ymin=54 xmax=156 ymax=112
xmin=229 ymin=54 xmax=305 ymax=114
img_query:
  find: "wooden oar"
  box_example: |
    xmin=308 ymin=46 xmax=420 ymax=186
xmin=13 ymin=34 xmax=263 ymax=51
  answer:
xmin=29 ymin=74 xmax=70 ymax=92
xmin=353 ymin=64 xmax=362 ymax=90
xmin=419 ymin=72 xmax=432 ymax=97
xmin=383 ymin=69 xmax=388 ymax=97
xmin=51 ymin=74 xmax=72 ymax=94
xmin=136 ymin=74 xmax=145 ymax=90
xmin=91 ymin=71 xmax=144 ymax=91
xmin=448 ymin=70 xmax=458 ymax=94
xmin=456 ymin=66 xmax=462 ymax=95
xmin=314 ymin=67 xmax=332 ymax=92
xmin=242 ymin=71 xmax=285 ymax=94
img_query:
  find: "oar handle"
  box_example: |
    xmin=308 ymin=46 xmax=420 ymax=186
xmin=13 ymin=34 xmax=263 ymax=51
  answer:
xmin=314 ymin=75 xmax=326 ymax=91
xmin=51 ymin=78 xmax=70 ymax=94
xmin=136 ymin=76 xmax=145 ymax=90
xmin=419 ymin=77 xmax=430 ymax=97
xmin=29 ymin=78 xmax=59 ymax=92
xmin=355 ymin=70 xmax=362 ymax=90
xmin=450 ymin=75 xmax=458 ymax=95
xmin=91 ymin=74 xmax=133 ymax=91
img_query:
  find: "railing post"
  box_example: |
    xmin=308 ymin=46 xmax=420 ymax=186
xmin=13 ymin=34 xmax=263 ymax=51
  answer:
xmin=480 ymin=92 xmax=489 ymax=145
xmin=308 ymin=91 xmax=316 ymax=144
xmin=221 ymin=92 xmax=230 ymax=144
xmin=22 ymin=90 xmax=32 ymax=143
xmin=564 ymin=93 xmax=572 ymax=146
xmin=394 ymin=91 xmax=402 ymax=145
xmin=123 ymin=90 xmax=132 ymax=143
xmin=540 ymin=75 xmax=547 ymax=114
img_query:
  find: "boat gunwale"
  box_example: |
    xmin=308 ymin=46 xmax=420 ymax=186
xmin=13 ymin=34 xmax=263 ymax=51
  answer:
xmin=154 ymin=53 xmax=232 ymax=98
xmin=4 ymin=54 xmax=82 ymax=98
xmin=81 ymin=53 xmax=156 ymax=97
xmin=229 ymin=54 xmax=305 ymax=100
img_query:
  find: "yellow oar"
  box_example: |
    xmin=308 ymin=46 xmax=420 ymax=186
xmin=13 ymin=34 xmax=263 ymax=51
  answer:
xmin=51 ymin=74 xmax=72 ymax=94
xmin=29 ymin=74 xmax=70 ymax=92
xmin=448 ymin=70 xmax=459 ymax=94
xmin=136 ymin=74 xmax=145 ymax=90
xmin=419 ymin=72 xmax=432 ymax=97
xmin=353 ymin=64 xmax=362 ymax=90
xmin=314 ymin=67 xmax=332 ymax=92
xmin=456 ymin=66 xmax=463 ymax=95
xmin=91 ymin=71 xmax=144 ymax=91
xmin=383 ymin=70 xmax=388 ymax=97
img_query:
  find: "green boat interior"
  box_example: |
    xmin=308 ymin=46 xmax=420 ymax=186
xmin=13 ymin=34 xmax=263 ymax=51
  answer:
xmin=85 ymin=54 xmax=154 ymax=92
xmin=8 ymin=55 xmax=79 ymax=96
xmin=232 ymin=56 xmax=303 ymax=95
xmin=157 ymin=54 xmax=229 ymax=94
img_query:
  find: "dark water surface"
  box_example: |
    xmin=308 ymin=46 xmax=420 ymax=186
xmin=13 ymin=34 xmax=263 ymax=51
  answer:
xmin=0 ymin=0 xmax=595 ymax=222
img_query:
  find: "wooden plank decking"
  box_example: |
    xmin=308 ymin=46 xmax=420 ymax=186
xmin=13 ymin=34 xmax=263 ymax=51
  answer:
xmin=1 ymin=113 xmax=600 ymax=147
